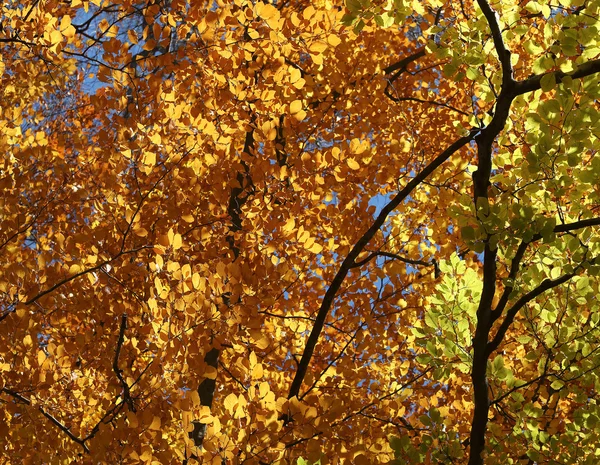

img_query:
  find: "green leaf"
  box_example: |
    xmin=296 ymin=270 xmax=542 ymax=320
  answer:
xmin=550 ymin=379 xmax=565 ymax=390
xmin=353 ymin=19 xmax=366 ymax=33
xmin=378 ymin=12 xmax=395 ymax=28
xmin=345 ymin=0 xmax=362 ymax=13
xmin=540 ymin=73 xmax=556 ymax=92
xmin=461 ymin=225 xmax=476 ymax=241
xmin=416 ymin=354 xmax=432 ymax=364
xmin=341 ymin=13 xmax=357 ymax=26
xmin=524 ymin=1 xmax=542 ymax=13
xmin=492 ymin=355 xmax=504 ymax=372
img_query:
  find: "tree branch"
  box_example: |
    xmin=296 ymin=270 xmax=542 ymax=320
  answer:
xmin=476 ymin=0 xmax=514 ymax=87
xmin=1 ymin=388 xmax=90 ymax=453
xmin=383 ymin=47 xmax=426 ymax=76
xmin=486 ymin=271 xmax=579 ymax=356
xmin=468 ymin=0 xmax=516 ymax=462
xmin=515 ymin=58 xmax=600 ymax=96
xmin=190 ymin=347 xmax=220 ymax=447
xmin=490 ymin=240 xmax=530 ymax=323
xmin=113 ymin=314 xmax=135 ymax=412
xmin=286 ymin=131 xmax=477 ymax=401
xmin=491 ymin=217 xmax=600 ymax=324
xmin=382 ymin=93 xmax=470 ymax=116
xmin=351 ymin=250 xmax=437 ymax=272
xmin=554 ymin=217 xmax=600 ymax=234
xmin=24 ymin=245 xmax=153 ymax=307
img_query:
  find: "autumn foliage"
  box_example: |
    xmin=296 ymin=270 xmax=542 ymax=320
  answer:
xmin=2 ymin=0 xmax=600 ymax=463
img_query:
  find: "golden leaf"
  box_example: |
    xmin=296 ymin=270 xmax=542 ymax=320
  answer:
xmin=224 ymin=393 xmax=237 ymax=414
xmin=149 ymin=416 xmax=161 ymax=430
xmin=346 ymin=158 xmax=360 ymax=170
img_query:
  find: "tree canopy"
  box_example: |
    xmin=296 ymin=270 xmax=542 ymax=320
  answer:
xmin=2 ymin=0 xmax=600 ymax=463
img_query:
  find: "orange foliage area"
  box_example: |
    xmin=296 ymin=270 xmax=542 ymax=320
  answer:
xmin=2 ymin=0 xmax=600 ymax=464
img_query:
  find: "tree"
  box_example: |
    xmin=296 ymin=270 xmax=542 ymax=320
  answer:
xmin=1 ymin=0 xmax=600 ymax=463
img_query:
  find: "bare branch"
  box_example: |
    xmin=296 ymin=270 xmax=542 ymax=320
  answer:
xmin=383 ymin=93 xmax=470 ymax=116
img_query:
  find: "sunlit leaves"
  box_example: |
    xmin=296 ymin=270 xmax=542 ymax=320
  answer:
xmin=1 ymin=0 xmax=600 ymax=463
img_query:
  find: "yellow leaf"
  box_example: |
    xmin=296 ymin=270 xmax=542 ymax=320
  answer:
xmin=150 ymin=132 xmax=161 ymax=145
xmin=303 ymin=5 xmax=316 ymax=19
xmin=311 ymin=52 xmax=323 ymax=66
xmin=250 ymin=329 xmax=270 ymax=349
xmin=297 ymin=229 xmax=310 ymax=243
xmin=309 ymin=243 xmax=323 ymax=254
xmin=224 ymin=393 xmax=237 ymax=414
xmin=252 ymin=363 xmax=264 ymax=379
xmin=304 ymin=237 xmax=315 ymax=250
xmin=293 ymin=109 xmax=307 ymax=121
xmin=290 ymin=100 xmax=303 ymax=114
xmin=346 ymin=158 xmax=360 ymax=170
xmin=255 ymin=2 xmax=280 ymax=28
xmin=289 ymin=67 xmax=302 ymax=84
xmin=192 ymin=273 xmax=201 ymax=289
xmin=149 ymin=416 xmax=161 ymax=430
xmin=127 ymin=411 xmax=138 ymax=428
xmin=282 ymin=217 xmax=295 ymax=234
xmin=189 ymin=391 xmax=200 ymax=407
xmin=154 ymin=277 xmax=163 ymax=294
xmin=127 ymin=29 xmax=138 ymax=44
xmin=327 ymin=35 xmax=342 ymax=47
xmin=204 ymin=366 xmax=218 ymax=379
xmin=23 ymin=335 xmax=32 ymax=347
xmin=309 ymin=41 xmax=328 ymax=54
xmin=142 ymin=151 xmax=156 ymax=166
xmin=134 ymin=227 xmax=148 ymax=237
xmin=50 ymin=29 xmax=63 ymax=45
xmin=140 ymin=447 xmax=153 ymax=461
xmin=181 ymin=264 xmax=191 ymax=279
xmin=259 ymin=381 xmax=270 ymax=398
xmin=60 ymin=16 xmax=76 ymax=38
xmin=172 ymin=233 xmax=182 ymax=250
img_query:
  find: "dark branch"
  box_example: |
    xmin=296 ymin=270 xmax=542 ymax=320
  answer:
xmin=554 ymin=217 xmax=600 ymax=234
xmin=476 ymin=0 xmax=514 ymax=87
xmin=468 ymin=1 xmax=516 ymax=462
xmin=383 ymin=47 xmax=426 ymax=76
xmin=190 ymin=347 xmax=220 ymax=447
xmin=23 ymin=245 xmax=153 ymax=306
xmin=515 ymin=58 xmax=600 ymax=95
xmin=286 ymin=131 xmax=477 ymax=401
xmin=113 ymin=314 xmax=135 ymax=412
xmin=351 ymin=250 xmax=436 ymax=270
xmin=383 ymin=94 xmax=470 ymax=116
xmin=490 ymin=217 xmax=600 ymax=324
xmin=1 ymin=388 xmax=90 ymax=453
xmin=490 ymin=241 xmax=530 ymax=323
xmin=486 ymin=271 xmax=579 ymax=356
